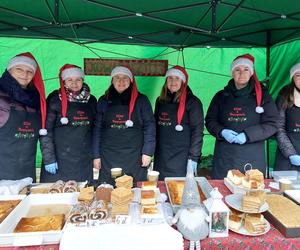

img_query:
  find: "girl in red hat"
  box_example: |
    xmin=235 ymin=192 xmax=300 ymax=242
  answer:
xmin=93 ymin=66 xmax=155 ymax=184
xmin=40 ymin=64 xmax=97 ymax=182
xmin=0 ymin=52 xmax=47 ymax=182
xmin=205 ymin=54 xmax=278 ymax=179
xmin=153 ymin=65 xmax=204 ymax=179
xmin=275 ymin=63 xmax=300 ymax=170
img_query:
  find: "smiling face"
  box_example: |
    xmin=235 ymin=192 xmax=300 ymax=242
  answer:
xmin=112 ymin=74 xmax=131 ymax=93
xmin=8 ymin=64 xmax=34 ymax=88
xmin=166 ymin=76 xmax=183 ymax=93
xmin=293 ymin=72 xmax=300 ymax=89
xmin=64 ymin=77 xmax=83 ymax=92
xmin=232 ymin=65 xmax=253 ymax=89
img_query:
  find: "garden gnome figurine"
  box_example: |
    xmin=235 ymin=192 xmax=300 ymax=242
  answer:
xmin=172 ymin=162 xmax=210 ymax=250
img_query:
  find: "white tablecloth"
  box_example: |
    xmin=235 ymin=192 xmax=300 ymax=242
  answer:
xmin=60 ymin=223 xmax=183 ymax=250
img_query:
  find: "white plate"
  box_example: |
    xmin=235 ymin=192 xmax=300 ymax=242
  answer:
xmin=229 ymin=218 xmax=270 ymax=236
xmin=284 ymin=190 xmax=300 ymax=205
xmin=225 ymin=193 xmax=269 ymax=213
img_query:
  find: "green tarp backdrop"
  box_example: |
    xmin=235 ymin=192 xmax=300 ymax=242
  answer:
xmin=0 ymin=37 xmax=300 ymax=168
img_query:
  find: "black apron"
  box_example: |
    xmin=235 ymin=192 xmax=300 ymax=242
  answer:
xmin=98 ymin=104 xmax=145 ymax=184
xmin=154 ymin=102 xmax=190 ymax=180
xmin=275 ymin=105 xmax=300 ymax=170
xmin=40 ymin=102 xmax=93 ymax=182
xmin=0 ymin=96 xmax=40 ymax=182
xmin=213 ymin=95 xmax=265 ymax=179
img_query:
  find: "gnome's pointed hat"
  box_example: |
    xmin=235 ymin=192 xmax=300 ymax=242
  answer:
xmin=181 ymin=162 xmax=201 ymax=208
xmin=7 ymin=52 xmax=47 ymax=135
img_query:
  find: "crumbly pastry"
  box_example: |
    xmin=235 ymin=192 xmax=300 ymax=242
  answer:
xmin=0 ymin=200 xmax=21 ymax=223
xmin=141 ymin=190 xmax=156 ymax=206
xmin=62 ymin=180 xmax=78 ymax=193
xmin=229 ymin=214 xmax=243 ymax=231
xmin=245 ymin=169 xmax=264 ymax=183
xmin=14 ymin=214 xmax=65 ymax=232
xmin=96 ymin=184 xmax=113 ymax=202
xmin=141 ymin=205 xmax=158 ymax=214
xmin=49 ymin=180 xmax=65 ymax=193
xmin=115 ymin=175 xmax=133 ymax=189
xmin=141 ymin=181 xmax=157 ymax=191
xmin=227 ymin=169 xmax=245 ymax=185
xmin=241 ymin=191 xmax=266 ymax=212
xmin=244 ymin=213 xmax=266 ymax=234
xmin=266 ymin=194 xmax=300 ymax=228
xmin=78 ymin=186 xmax=94 ymax=203
xmin=111 ymin=187 xmax=132 ymax=218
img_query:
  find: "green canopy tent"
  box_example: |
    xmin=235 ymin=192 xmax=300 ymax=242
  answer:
xmin=0 ymin=0 xmax=300 ymax=175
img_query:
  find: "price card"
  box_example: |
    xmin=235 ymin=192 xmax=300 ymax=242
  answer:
xmin=141 ymin=217 xmax=164 ymax=224
xmin=115 ymin=215 xmax=131 ymax=224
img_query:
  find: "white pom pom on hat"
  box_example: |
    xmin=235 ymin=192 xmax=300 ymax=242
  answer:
xmin=60 ymin=117 xmax=69 ymax=125
xmin=290 ymin=63 xmax=300 ymax=80
xmin=125 ymin=120 xmax=134 ymax=127
xmin=39 ymin=129 xmax=47 ymax=136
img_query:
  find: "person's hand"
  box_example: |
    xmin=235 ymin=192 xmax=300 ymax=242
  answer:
xmin=45 ymin=162 xmax=58 ymax=174
xmin=289 ymin=155 xmax=300 ymax=166
xmin=93 ymin=158 xmax=101 ymax=169
xmin=221 ymin=129 xmax=238 ymax=143
xmin=188 ymin=159 xmax=198 ymax=175
xmin=141 ymin=154 xmax=152 ymax=167
xmin=234 ymin=132 xmax=247 ymax=145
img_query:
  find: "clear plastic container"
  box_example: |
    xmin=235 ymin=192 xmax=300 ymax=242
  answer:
xmin=272 ymin=170 xmax=298 ymax=182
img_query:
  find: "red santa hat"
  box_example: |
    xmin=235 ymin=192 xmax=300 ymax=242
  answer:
xmin=231 ymin=54 xmax=264 ymax=114
xmin=59 ymin=64 xmax=85 ymax=125
xmin=290 ymin=63 xmax=300 ymax=80
xmin=165 ymin=65 xmax=189 ymax=131
xmin=111 ymin=66 xmax=138 ymax=128
xmin=7 ymin=52 xmax=47 ymax=135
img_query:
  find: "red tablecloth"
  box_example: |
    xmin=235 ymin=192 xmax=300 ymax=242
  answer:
xmin=1 ymin=180 xmax=300 ymax=250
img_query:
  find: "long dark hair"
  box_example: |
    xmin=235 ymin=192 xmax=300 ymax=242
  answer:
xmin=278 ymin=80 xmax=296 ymax=109
xmin=159 ymin=80 xmax=184 ymax=103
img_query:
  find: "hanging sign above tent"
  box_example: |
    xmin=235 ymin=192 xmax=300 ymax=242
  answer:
xmin=84 ymin=59 xmax=168 ymax=76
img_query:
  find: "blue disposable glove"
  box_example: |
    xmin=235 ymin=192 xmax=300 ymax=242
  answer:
xmin=233 ymin=132 xmax=247 ymax=145
xmin=289 ymin=155 xmax=300 ymax=166
xmin=45 ymin=162 xmax=58 ymax=174
xmin=221 ymin=129 xmax=238 ymax=143
xmin=188 ymin=159 xmax=198 ymax=175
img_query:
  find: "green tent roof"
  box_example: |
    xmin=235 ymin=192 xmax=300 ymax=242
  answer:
xmin=1 ymin=0 xmax=300 ymax=48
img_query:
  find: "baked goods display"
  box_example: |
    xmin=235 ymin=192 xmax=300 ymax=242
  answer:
xmin=49 ymin=180 xmax=79 ymax=193
xmin=111 ymin=187 xmax=132 ymax=218
xmin=78 ymin=186 xmax=94 ymax=204
xmin=68 ymin=200 xmax=108 ymax=223
xmin=241 ymin=191 xmax=266 ymax=213
xmin=96 ymin=184 xmax=114 ymax=202
xmin=228 ymin=208 xmax=268 ymax=235
xmin=226 ymin=169 xmax=264 ymax=190
xmin=141 ymin=181 xmax=157 ymax=191
xmin=141 ymin=190 xmax=156 ymax=206
xmin=266 ymin=194 xmax=300 ymax=228
xmin=14 ymin=214 xmax=65 ymax=233
xmin=166 ymin=180 xmax=206 ymax=205
xmin=115 ymin=175 xmax=133 ymax=189
xmin=0 ymin=200 xmax=21 ymax=223
xmin=244 ymin=213 xmax=267 ymax=234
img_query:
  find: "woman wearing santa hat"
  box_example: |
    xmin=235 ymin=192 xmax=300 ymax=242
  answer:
xmin=0 ymin=52 xmax=47 ymax=182
xmin=93 ymin=66 xmax=155 ymax=184
xmin=275 ymin=63 xmax=300 ymax=170
xmin=40 ymin=64 xmax=97 ymax=182
xmin=153 ymin=65 xmax=204 ymax=180
xmin=205 ymin=54 xmax=278 ymax=179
